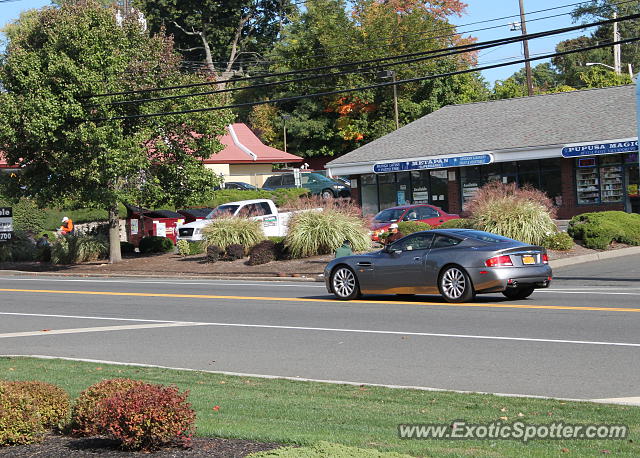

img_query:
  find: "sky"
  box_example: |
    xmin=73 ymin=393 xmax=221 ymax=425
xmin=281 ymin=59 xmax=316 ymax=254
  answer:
xmin=0 ymin=0 xmax=596 ymax=86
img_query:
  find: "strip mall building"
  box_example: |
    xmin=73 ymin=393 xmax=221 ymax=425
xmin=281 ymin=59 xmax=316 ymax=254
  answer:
xmin=326 ymin=84 xmax=639 ymax=219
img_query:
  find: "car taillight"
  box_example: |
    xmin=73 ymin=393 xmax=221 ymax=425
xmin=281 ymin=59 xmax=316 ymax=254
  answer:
xmin=485 ymin=255 xmax=513 ymax=267
xmin=542 ymin=253 xmax=549 ymax=264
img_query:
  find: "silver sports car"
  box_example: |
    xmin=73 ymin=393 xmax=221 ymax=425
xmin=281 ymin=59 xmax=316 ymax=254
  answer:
xmin=324 ymin=229 xmax=552 ymax=303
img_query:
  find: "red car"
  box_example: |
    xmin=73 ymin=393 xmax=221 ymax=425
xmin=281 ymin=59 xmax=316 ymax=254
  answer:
xmin=370 ymin=204 xmax=459 ymax=240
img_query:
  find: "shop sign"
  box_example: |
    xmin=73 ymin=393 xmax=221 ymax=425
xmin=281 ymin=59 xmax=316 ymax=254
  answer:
xmin=562 ymin=140 xmax=638 ymax=158
xmin=373 ymin=154 xmax=492 ymax=173
xmin=0 ymin=207 xmax=12 ymax=242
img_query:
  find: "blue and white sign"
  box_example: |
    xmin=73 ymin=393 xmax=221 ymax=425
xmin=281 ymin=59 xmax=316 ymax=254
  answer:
xmin=373 ymin=154 xmax=492 ymax=174
xmin=561 ymin=140 xmax=638 ymax=158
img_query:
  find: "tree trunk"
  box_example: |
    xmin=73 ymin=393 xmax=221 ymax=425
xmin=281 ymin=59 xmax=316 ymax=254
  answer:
xmin=108 ymin=203 xmax=122 ymax=263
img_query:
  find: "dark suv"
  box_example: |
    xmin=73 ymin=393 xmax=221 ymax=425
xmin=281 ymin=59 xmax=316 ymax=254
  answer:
xmin=262 ymin=172 xmax=350 ymax=198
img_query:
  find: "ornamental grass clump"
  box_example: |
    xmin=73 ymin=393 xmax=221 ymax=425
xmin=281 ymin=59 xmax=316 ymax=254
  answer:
xmin=201 ymin=216 xmax=264 ymax=254
xmin=285 ymin=209 xmax=371 ymax=258
xmin=50 ymin=234 xmax=108 ymax=264
xmin=467 ymin=182 xmax=557 ymax=245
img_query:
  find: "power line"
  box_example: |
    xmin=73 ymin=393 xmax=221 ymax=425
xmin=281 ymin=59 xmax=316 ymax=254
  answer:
xmin=95 ymin=35 xmax=640 ymax=122
xmin=91 ymin=13 xmax=640 ymax=106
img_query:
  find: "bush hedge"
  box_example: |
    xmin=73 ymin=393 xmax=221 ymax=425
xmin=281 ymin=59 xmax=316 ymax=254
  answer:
xmin=438 ymin=218 xmax=476 ymax=229
xmin=206 ymin=245 xmax=222 ymax=263
xmin=139 ymin=236 xmax=174 ymax=254
xmin=50 ymin=234 xmax=109 ymax=264
xmin=0 ymin=231 xmax=37 ymax=263
xmin=396 ymin=221 xmax=431 ymax=237
xmin=120 ymin=241 xmax=135 ymax=255
xmin=1 ymin=381 xmax=70 ymax=431
xmin=224 ymin=243 xmax=245 ymax=260
xmin=568 ymin=211 xmax=640 ymax=249
xmin=248 ymin=240 xmax=277 ymax=265
xmin=541 ymin=231 xmax=574 ymax=251
xmin=71 ymin=379 xmax=146 ymax=437
xmin=199 ymin=188 xmax=308 ymax=209
xmin=0 ymin=383 xmax=45 ymax=446
xmin=93 ymin=383 xmax=195 ymax=451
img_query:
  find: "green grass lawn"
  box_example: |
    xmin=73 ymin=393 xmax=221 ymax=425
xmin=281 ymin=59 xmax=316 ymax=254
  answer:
xmin=1 ymin=357 xmax=638 ymax=457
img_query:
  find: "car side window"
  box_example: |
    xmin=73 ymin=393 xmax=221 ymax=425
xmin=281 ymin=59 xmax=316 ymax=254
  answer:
xmin=266 ymin=176 xmax=282 ymax=186
xmin=282 ymin=174 xmax=295 ymax=186
xmin=417 ymin=207 xmax=439 ymax=219
xmin=390 ymin=233 xmax=434 ymax=252
xmin=259 ymin=202 xmax=273 ymax=215
xmin=431 ymin=235 xmax=461 ymax=249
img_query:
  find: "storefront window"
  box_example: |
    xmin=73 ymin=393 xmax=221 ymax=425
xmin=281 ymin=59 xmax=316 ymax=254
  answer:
xmin=461 ymin=166 xmax=482 ymax=209
xmin=410 ymin=171 xmax=430 ymax=203
xmin=430 ymin=170 xmax=448 ymax=210
xmin=539 ymin=158 xmax=562 ymax=203
xmin=396 ymin=172 xmax=411 ymax=205
xmin=378 ymin=173 xmax=397 ymax=211
xmin=518 ymin=160 xmax=540 ymax=188
xmin=360 ymin=174 xmax=379 ymax=216
xmin=575 ymin=155 xmax=625 ymax=205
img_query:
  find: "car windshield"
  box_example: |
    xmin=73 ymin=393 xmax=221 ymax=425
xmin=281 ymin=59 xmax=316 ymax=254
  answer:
xmin=301 ymin=173 xmax=333 ymax=184
xmin=455 ymin=230 xmax=514 ymax=243
xmin=207 ymin=205 xmax=239 ymax=219
xmin=374 ymin=208 xmax=405 ymax=222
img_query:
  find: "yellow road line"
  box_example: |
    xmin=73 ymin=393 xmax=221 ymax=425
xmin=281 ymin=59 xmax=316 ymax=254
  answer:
xmin=1 ymin=288 xmax=639 ymax=313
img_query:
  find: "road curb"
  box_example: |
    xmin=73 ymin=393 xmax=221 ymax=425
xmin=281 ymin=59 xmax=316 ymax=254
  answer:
xmin=549 ymin=246 xmax=640 ymax=268
xmin=0 ymin=270 xmax=325 ymax=282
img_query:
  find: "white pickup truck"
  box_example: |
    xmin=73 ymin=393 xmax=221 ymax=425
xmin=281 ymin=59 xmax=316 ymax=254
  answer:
xmin=176 ymin=199 xmax=302 ymax=241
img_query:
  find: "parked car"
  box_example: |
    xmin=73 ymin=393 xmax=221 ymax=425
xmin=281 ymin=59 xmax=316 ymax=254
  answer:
xmin=176 ymin=198 xmax=319 ymax=240
xmin=324 ymin=229 xmax=552 ymax=303
xmin=262 ymin=172 xmax=350 ymax=198
xmin=224 ymin=182 xmax=258 ymax=190
xmin=370 ymin=204 xmax=459 ymax=240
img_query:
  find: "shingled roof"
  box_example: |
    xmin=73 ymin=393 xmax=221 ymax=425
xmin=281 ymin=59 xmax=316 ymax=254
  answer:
xmin=328 ymin=85 xmax=637 ymax=166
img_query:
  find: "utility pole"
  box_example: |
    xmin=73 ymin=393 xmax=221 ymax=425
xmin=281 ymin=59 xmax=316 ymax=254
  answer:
xmin=518 ymin=0 xmax=534 ymax=96
xmin=613 ymin=12 xmax=622 ymax=75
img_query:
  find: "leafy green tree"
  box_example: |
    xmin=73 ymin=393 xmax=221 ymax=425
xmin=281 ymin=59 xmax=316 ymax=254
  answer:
xmin=241 ymin=0 xmax=488 ymax=158
xmin=134 ymin=0 xmax=296 ymax=79
xmin=0 ymin=1 xmax=233 ymax=262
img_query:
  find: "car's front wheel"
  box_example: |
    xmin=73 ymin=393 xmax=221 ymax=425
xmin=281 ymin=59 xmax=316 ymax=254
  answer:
xmin=321 ymin=189 xmax=336 ymax=199
xmin=438 ymin=266 xmax=474 ymax=303
xmin=502 ymin=286 xmax=535 ymax=300
xmin=331 ymin=266 xmax=361 ymax=300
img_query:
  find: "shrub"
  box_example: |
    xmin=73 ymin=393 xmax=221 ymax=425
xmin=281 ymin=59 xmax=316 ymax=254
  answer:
xmin=206 ymin=245 xmax=222 ymax=263
xmin=120 ymin=241 xmax=135 ymax=255
xmin=188 ymin=241 xmax=205 ymax=255
xmin=176 ymin=239 xmax=190 ymax=257
xmin=139 ymin=236 xmax=174 ymax=254
xmin=50 ymin=234 xmax=108 ymax=264
xmin=568 ymin=211 xmax=640 ymax=249
xmin=0 ymin=198 xmax=47 ymax=234
xmin=396 ymin=221 xmax=431 ymax=237
xmin=0 ymin=231 xmax=37 ymax=262
xmin=285 ymin=209 xmax=371 ymax=258
xmin=93 ymin=383 xmax=195 ymax=451
xmin=248 ymin=240 xmax=277 ymax=265
xmin=1 ymin=381 xmax=70 ymax=431
xmin=274 ymin=240 xmax=292 ymax=260
xmin=542 ymin=231 xmax=574 ymax=251
xmin=466 ymin=181 xmax=556 ymax=218
xmin=438 ymin=218 xmax=476 ymax=229
xmin=201 ymin=216 xmax=264 ymax=253
xmin=0 ymin=383 xmax=45 ymax=446
xmin=224 ymin=243 xmax=244 ymax=260
xmin=197 ymin=188 xmax=307 ymax=209
xmin=71 ymin=378 xmax=146 ymax=437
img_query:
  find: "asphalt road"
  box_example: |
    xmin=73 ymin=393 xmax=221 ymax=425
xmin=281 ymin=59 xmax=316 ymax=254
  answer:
xmin=0 ymin=255 xmax=639 ymax=401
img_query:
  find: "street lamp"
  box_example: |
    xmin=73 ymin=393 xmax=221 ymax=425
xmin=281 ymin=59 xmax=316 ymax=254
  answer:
xmin=378 ymin=70 xmax=399 ymax=130
xmin=281 ymin=114 xmax=291 ymax=153
xmin=586 ymin=62 xmax=634 ymax=78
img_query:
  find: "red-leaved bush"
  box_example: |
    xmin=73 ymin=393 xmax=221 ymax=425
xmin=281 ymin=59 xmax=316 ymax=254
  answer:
xmin=466 ymin=181 xmax=557 ymax=219
xmin=71 ymin=378 xmax=145 ymax=436
xmin=94 ymin=383 xmax=195 ymax=451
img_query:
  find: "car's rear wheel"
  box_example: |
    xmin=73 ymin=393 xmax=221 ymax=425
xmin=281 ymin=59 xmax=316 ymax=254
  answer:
xmin=331 ymin=266 xmax=361 ymax=300
xmin=502 ymin=286 xmax=535 ymax=300
xmin=321 ymin=189 xmax=336 ymax=199
xmin=438 ymin=266 xmax=474 ymax=303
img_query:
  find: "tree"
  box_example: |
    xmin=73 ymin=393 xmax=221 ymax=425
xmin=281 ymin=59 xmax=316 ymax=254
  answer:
xmin=240 ymin=0 xmax=488 ymax=158
xmin=0 ymin=0 xmax=233 ymax=262
xmin=134 ymin=0 xmax=296 ymax=79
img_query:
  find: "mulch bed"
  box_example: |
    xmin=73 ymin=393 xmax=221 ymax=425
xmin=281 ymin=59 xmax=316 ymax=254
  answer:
xmin=0 ymin=434 xmax=285 ymax=457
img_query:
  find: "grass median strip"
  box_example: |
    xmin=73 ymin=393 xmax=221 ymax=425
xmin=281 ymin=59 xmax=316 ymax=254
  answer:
xmin=1 ymin=357 xmax=639 ymax=457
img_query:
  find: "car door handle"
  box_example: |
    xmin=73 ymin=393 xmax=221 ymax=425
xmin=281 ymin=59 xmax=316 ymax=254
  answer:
xmin=357 ymin=261 xmax=372 ymax=266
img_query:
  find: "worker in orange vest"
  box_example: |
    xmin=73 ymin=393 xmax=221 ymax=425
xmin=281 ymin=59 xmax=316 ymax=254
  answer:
xmin=59 ymin=216 xmax=74 ymax=235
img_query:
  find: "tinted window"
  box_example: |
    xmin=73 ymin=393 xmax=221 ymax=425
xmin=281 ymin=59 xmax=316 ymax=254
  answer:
xmin=208 ymin=205 xmax=239 ymax=218
xmin=391 ymin=233 xmax=434 ymax=251
xmin=259 ymin=202 xmax=273 ymax=215
xmin=431 ymin=235 xmax=461 ymax=249
xmin=282 ymin=174 xmax=295 ymax=186
xmin=454 ymin=230 xmax=513 ymax=243
xmin=374 ymin=208 xmax=405 ymax=222
xmin=265 ymin=176 xmax=282 ymax=186
xmin=416 ymin=206 xmax=439 ymax=219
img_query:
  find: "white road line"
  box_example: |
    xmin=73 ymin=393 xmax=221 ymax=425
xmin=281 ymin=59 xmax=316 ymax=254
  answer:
xmin=0 ymin=277 xmax=324 ymax=288
xmin=538 ymin=290 xmax=640 ymax=296
xmin=0 ymin=322 xmax=206 ymax=339
xmin=2 ymin=311 xmax=640 ymax=348
xmin=0 ymin=312 xmax=176 ymax=323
